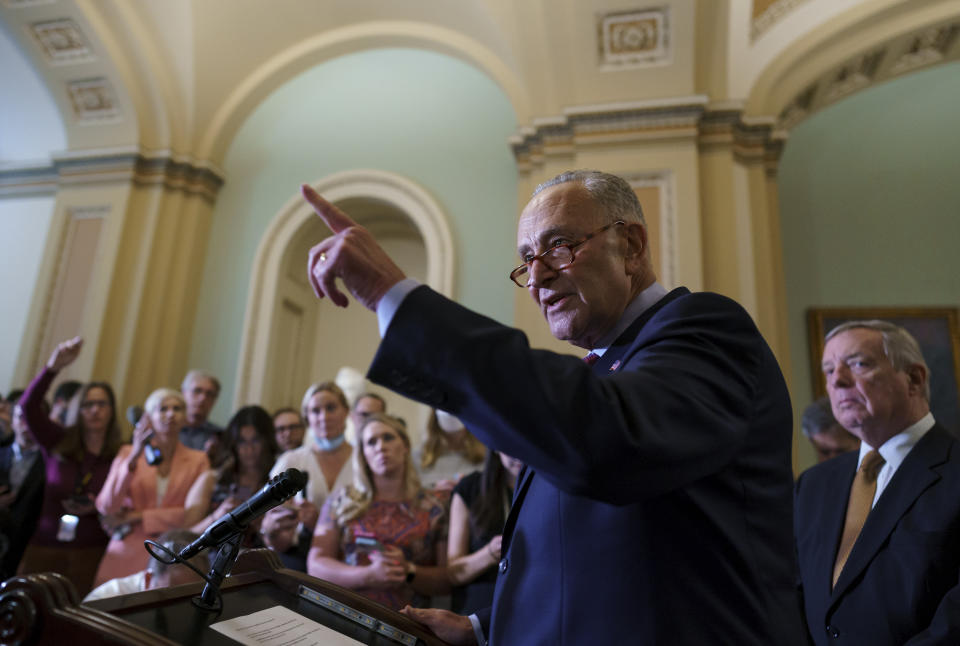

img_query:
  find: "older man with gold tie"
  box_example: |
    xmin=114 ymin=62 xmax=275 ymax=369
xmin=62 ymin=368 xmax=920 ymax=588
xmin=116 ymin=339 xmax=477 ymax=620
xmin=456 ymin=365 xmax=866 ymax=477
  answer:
xmin=795 ymin=320 xmax=960 ymax=645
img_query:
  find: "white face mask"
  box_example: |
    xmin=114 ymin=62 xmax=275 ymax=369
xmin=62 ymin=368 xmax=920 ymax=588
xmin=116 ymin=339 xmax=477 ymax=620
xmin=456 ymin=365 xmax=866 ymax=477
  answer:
xmin=436 ymin=410 xmax=465 ymax=434
xmin=314 ymin=434 xmax=346 ymax=451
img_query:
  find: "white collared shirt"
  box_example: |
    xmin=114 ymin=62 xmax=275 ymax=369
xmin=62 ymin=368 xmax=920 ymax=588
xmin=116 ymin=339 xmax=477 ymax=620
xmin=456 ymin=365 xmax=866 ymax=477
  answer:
xmin=859 ymin=412 xmax=935 ymax=507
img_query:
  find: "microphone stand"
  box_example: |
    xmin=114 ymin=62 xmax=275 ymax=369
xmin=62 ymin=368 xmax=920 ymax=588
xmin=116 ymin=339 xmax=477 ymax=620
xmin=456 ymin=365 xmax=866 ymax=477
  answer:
xmin=192 ymin=531 xmax=243 ymax=611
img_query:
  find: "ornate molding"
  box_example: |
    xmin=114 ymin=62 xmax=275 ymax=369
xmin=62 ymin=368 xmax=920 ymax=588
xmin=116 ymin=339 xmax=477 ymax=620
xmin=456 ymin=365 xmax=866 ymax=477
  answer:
xmin=30 ymin=18 xmax=94 ymax=64
xmin=751 ymin=0 xmax=813 ymax=41
xmin=776 ymin=20 xmax=960 ymax=133
xmin=67 ymin=77 xmax=120 ymax=122
xmin=510 ymin=97 xmax=709 ymax=171
xmin=597 ymin=6 xmax=671 ymax=69
xmin=511 ymin=98 xmax=784 ymax=174
xmin=0 ymin=151 xmax=225 ymax=200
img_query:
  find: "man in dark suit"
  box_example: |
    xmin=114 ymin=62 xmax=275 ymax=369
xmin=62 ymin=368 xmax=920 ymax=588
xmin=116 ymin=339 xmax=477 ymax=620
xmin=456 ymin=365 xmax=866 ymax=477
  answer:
xmin=0 ymin=401 xmax=45 ymax=580
xmin=795 ymin=320 xmax=960 ymax=645
xmin=303 ymin=170 xmax=805 ymax=644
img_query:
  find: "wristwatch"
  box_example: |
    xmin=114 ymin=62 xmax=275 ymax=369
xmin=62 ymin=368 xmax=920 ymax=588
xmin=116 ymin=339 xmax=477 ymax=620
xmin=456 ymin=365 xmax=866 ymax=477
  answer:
xmin=405 ymin=562 xmax=417 ymax=584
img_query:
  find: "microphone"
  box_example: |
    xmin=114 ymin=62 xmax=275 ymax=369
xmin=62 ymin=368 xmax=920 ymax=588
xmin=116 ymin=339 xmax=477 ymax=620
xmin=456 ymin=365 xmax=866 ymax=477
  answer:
xmin=178 ymin=468 xmax=307 ymax=560
xmin=126 ymin=405 xmax=144 ymax=425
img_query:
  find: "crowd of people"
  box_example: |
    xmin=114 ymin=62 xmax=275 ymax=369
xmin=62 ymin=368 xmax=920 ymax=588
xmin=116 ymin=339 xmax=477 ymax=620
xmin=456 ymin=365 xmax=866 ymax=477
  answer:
xmin=0 ymin=336 xmax=520 ymax=614
xmin=3 ymin=167 xmax=958 ymax=645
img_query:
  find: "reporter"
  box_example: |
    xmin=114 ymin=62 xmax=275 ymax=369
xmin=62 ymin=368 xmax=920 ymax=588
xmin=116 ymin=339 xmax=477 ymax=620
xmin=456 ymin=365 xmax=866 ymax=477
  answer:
xmin=447 ymin=451 xmax=522 ymax=614
xmin=93 ymin=387 xmax=211 ymax=586
xmin=16 ymin=337 xmax=120 ymax=596
xmin=308 ymin=413 xmax=448 ymax=610
xmin=270 ymin=382 xmax=354 ymax=535
xmin=191 ymin=405 xmax=278 ymax=543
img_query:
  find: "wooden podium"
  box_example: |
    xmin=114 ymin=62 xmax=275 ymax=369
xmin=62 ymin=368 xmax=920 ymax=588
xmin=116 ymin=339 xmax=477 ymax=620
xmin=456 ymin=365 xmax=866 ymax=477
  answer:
xmin=0 ymin=549 xmax=452 ymax=645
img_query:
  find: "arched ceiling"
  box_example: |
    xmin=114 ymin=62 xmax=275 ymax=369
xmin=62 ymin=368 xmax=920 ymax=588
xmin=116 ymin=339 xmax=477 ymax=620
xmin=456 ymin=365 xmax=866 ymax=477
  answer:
xmin=1 ymin=0 xmax=959 ymax=172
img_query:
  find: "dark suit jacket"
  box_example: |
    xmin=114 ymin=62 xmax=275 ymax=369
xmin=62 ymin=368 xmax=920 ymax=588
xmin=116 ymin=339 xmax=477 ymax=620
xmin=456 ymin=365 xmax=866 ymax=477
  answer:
xmin=795 ymin=423 xmax=960 ymax=645
xmin=0 ymin=445 xmax=45 ymax=579
xmin=370 ymin=285 xmax=805 ymax=645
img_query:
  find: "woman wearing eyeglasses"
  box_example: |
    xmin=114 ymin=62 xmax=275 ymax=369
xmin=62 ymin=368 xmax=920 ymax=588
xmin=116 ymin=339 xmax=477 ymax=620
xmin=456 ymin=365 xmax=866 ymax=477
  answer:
xmin=16 ymin=337 xmax=121 ymax=596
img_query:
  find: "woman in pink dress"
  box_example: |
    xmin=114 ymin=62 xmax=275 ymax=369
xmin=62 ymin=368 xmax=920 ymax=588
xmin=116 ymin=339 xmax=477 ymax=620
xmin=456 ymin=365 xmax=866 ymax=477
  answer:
xmin=94 ymin=387 xmax=211 ymax=586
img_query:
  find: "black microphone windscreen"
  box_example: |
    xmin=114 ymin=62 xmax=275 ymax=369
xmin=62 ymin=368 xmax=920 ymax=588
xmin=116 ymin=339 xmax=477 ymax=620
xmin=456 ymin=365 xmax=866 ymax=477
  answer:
xmin=126 ymin=405 xmax=144 ymax=425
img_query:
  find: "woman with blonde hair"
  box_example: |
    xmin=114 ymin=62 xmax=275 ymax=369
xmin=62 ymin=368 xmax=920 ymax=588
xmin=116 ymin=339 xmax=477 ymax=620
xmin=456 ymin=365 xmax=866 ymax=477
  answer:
xmin=308 ymin=413 xmax=449 ymax=610
xmin=269 ymin=382 xmax=354 ymax=535
xmin=417 ymin=409 xmax=486 ymax=491
xmin=93 ymin=387 xmax=211 ymax=586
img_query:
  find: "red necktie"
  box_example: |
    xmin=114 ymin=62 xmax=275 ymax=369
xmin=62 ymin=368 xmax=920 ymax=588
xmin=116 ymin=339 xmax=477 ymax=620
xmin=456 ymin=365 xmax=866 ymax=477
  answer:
xmin=583 ymin=353 xmax=599 ymax=366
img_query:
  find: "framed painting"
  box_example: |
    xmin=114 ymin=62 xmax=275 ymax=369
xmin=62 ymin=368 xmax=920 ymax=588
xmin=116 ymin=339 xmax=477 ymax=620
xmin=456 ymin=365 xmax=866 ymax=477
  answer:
xmin=807 ymin=307 xmax=960 ymax=433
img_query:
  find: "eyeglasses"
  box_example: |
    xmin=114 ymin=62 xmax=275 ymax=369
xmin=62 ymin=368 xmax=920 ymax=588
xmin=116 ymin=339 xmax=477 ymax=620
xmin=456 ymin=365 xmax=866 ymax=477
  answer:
xmin=275 ymin=423 xmax=304 ymax=434
xmin=509 ymin=221 xmax=625 ymax=287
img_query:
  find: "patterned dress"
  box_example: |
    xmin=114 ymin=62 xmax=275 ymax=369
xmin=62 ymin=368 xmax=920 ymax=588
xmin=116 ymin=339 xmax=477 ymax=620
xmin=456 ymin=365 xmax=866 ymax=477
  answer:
xmin=321 ymin=489 xmax=447 ymax=610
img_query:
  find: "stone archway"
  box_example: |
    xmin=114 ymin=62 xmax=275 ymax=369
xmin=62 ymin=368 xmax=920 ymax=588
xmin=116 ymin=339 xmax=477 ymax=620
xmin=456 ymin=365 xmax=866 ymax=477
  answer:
xmin=233 ymin=169 xmax=454 ymax=421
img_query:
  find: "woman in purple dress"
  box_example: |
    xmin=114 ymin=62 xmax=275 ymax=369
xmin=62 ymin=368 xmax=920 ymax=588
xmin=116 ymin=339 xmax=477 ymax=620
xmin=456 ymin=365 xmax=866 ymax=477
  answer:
xmin=17 ymin=337 xmax=120 ymax=596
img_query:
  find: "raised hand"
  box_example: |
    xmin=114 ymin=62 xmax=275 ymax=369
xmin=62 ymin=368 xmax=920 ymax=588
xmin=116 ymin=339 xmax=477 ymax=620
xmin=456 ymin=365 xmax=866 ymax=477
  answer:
xmin=302 ymin=184 xmax=406 ymax=311
xmin=47 ymin=336 xmax=83 ymax=372
xmin=130 ymin=416 xmax=154 ymax=459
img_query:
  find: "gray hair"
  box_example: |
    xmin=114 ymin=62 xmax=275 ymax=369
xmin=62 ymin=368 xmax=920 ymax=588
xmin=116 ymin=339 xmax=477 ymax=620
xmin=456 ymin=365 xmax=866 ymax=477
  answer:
xmin=825 ymin=319 xmax=930 ymax=401
xmin=144 ymin=388 xmax=185 ymax=416
xmin=181 ymin=370 xmax=221 ymax=396
xmin=534 ymin=170 xmax=646 ymax=227
xmin=800 ymin=397 xmax=838 ymax=438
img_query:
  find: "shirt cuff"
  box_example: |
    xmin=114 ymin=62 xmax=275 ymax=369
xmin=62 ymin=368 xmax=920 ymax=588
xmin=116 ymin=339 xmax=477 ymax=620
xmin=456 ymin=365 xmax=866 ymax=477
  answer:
xmin=468 ymin=613 xmax=487 ymax=646
xmin=376 ymin=278 xmax=420 ymax=337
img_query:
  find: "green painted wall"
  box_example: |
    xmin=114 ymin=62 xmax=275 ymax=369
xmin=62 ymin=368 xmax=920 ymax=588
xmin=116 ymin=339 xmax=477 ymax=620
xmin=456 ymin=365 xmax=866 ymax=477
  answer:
xmin=188 ymin=48 xmax=518 ymax=422
xmin=0 ymin=196 xmax=55 ymax=393
xmin=779 ymin=61 xmax=960 ymax=471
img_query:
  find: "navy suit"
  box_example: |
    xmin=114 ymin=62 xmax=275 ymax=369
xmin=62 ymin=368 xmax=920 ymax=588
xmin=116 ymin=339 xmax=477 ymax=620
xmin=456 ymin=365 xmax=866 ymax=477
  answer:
xmin=795 ymin=424 xmax=960 ymax=645
xmin=0 ymin=446 xmax=45 ymax=580
xmin=370 ymin=285 xmax=805 ymax=645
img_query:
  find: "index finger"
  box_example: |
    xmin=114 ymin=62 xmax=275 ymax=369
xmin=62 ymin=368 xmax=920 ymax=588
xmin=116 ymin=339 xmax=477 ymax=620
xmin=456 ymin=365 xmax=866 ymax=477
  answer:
xmin=301 ymin=184 xmax=357 ymax=234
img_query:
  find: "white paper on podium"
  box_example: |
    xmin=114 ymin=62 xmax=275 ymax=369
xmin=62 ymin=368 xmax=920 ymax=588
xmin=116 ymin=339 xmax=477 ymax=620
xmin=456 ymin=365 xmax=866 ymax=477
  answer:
xmin=210 ymin=605 xmax=364 ymax=645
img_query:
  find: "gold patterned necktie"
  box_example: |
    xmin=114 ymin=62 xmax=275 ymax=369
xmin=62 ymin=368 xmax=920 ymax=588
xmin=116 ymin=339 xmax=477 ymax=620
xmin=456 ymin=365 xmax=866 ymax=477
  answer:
xmin=832 ymin=449 xmax=886 ymax=588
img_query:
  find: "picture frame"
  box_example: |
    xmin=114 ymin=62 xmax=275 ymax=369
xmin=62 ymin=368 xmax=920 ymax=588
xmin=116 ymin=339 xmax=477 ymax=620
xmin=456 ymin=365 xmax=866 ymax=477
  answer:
xmin=807 ymin=307 xmax=960 ymax=433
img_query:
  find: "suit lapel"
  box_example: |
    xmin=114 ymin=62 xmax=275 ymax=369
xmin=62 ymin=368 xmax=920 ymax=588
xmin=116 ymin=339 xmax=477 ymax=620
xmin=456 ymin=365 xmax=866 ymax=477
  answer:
xmin=500 ymin=288 xmax=687 ymax=553
xmin=594 ymin=287 xmax=688 ymax=374
xmin=810 ymin=454 xmax=857 ymax=600
xmin=500 ymin=465 xmax=535 ymax=556
xmin=831 ymin=426 xmax=950 ymax=600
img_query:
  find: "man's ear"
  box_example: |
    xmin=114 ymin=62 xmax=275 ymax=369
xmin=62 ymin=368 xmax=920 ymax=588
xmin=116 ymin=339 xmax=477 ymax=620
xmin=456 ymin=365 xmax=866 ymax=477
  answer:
xmin=623 ymin=223 xmax=648 ymax=274
xmin=905 ymin=364 xmax=928 ymax=395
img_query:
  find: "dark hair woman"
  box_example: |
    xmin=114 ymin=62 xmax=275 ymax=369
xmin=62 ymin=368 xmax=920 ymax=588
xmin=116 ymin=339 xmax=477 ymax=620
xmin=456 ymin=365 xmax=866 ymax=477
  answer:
xmin=446 ymin=450 xmax=523 ymax=614
xmin=192 ymin=405 xmax=278 ymax=537
xmin=16 ymin=337 xmax=122 ymax=596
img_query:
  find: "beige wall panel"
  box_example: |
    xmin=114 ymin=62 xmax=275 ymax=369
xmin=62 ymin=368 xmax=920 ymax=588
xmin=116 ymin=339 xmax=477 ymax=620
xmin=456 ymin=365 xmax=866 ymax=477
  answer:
xmin=42 ymin=212 xmax=103 ymax=372
xmin=634 ymin=185 xmax=662 ymax=278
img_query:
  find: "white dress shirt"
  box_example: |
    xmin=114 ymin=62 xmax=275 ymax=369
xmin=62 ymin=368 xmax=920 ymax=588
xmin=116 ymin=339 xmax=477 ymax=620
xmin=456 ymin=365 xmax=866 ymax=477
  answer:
xmin=859 ymin=412 xmax=935 ymax=507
